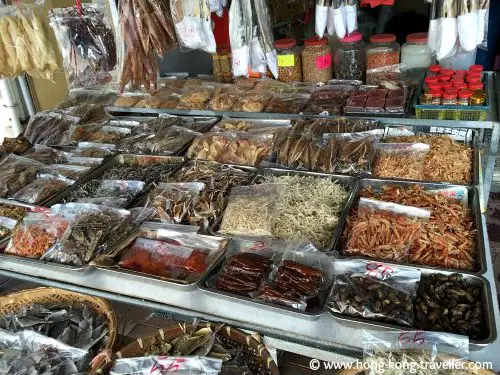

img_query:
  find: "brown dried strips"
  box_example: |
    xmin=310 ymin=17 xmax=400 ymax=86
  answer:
xmin=344 ymin=208 xmax=423 ymax=261
xmin=386 ymin=135 xmax=473 ymax=184
xmin=373 ymin=150 xmax=425 ymax=180
xmin=292 ymin=118 xmax=380 ymax=136
xmin=361 ymin=185 xmax=476 ymax=271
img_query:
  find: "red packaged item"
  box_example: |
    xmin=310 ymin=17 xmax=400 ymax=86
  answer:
xmin=445 ymin=87 xmax=459 ymax=94
xmin=427 ymin=83 xmax=441 ymax=92
xmin=438 ymin=74 xmax=452 ymax=82
xmin=365 ymin=97 xmax=386 ymax=113
xmin=454 ymin=82 xmax=467 ymax=90
xmin=440 ymin=68 xmax=454 ymax=75
xmin=455 ymin=70 xmax=467 ymax=75
xmin=385 ymin=97 xmax=405 ymax=112
xmin=428 ymin=65 xmax=441 ymax=74
xmin=469 ymin=64 xmax=483 ymax=72
xmin=441 ymin=81 xmax=453 ymax=90
xmin=424 ymin=76 xmax=439 ymax=85
xmin=468 ymin=82 xmax=484 ymax=90
xmin=451 ymin=77 xmax=464 ymax=84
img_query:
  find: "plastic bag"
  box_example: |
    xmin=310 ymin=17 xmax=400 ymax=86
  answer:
xmin=265 ymin=94 xmax=310 ymax=114
xmin=365 ymin=64 xmax=405 ymax=86
xmin=363 ymin=330 xmax=469 ymax=375
xmin=213 ymin=117 xmax=291 ymax=134
xmin=149 ymin=182 xmax=205 ymax=223
xmin=22 ymin=144 xmax=71 ymax=164
xmin=229 ymin=0 xmax=252 ymax=77
xmin=5 ymin=212 xmax=70 ymax=259
xmin=457 ymin=0 xmax=478 ymax=52
xmin=330 ymin=131 xmax=383 ymax=174
xmin=219 ymin=184 xmax=280 ymax=236
xmin=253 ymin=248 xmax=333 ymax=311
xmin=49 ymin=4 xmax=118 ymax=90
xmin=344 ymin=0 xmax=357 ymax=34
xmin=136 ymin=116 xmax=182 ymax=134
xmin=92 ymin=179 xmax=146 ymax=206
xmin=73 ymin=142 xmax=116 ymax=158
xmin=23 ymin=111 xmax=78 ymax=146
xmin=0 ymin=1 xmax=60 ymax=80
xmin=315 ymin=0 xmax=331 ymax=38
xmin=331 ymin=1 xmax=346 ymax=39
xmin=373 ymin=143 xmax=431 ymax=181
xmin=476 ymin=0 xmax=489 ymax=47
xmin=207 ymin=87 xmax=239 ymax=111
xmin=171 ymin=0 xmax=216 ymax=53
xmin=65 ymin=155 xmax=104 ymax=167
xmin=43 ymin=203 xmax=131 ymax=265
xmin=344 ymin=198 xmax=430 ymax=262
xmin=251 ymin=0 xmax=278 ymax=79
xmin=124 ymin=126 xmax=201 ymax=155
xmin=329 ymin=259 xmax=420 ymax=326
xmin=231 ymin=92 xmax=273 ymax=112
xmin=188 ymin=132 xmax=273 ymax=167
xmin=437 ymin=0 xmax=458 ymax=60
xmin=0 ymin=135 xmax=32 ymax=155
xmin=10 ymin=175 xmax=74 ymax=204
xmin=69 ymin=124 xmax=131 ymax=144
xmin=0 ymin=215 xmax=19 ymax=241
xmin=110 ymin=356 xmax=223 ymax=375
xmin=0 ymin=154 xmax=52 ymax=198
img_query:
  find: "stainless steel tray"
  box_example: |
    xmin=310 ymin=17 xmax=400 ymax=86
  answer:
xmin=245 ymin=168 xmax=358 ymax=253
xmin=43 ymin=154 xmax=186 ymax=207
xmin=332 ymin=178 xmax=486 ymax=275
xmin=326 ymin=264 xmax=497 ymax=348
xmin=198 ymin=240 xmax=335 ymax=319
xmin=0 ymin=253 xmax=90 ymax=272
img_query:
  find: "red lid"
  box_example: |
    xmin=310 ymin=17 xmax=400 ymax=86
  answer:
xmin=304 ymin=36 xmax=329 ymax=47
xmin=340 ymin=32 xmax=362 ymax=43
xmin=441 ymin=82 xmax=453 ymax=89
xmin=430 ymin=90 xmax=442 ymax=98
xmin=469 ymin=64 xmax=483 ymax=72
xmin=442 ymin=92 xmax=457 ymax=99
xmin=467 ymin=71 xmax=481 ymax=78
xmin=438 ymin=74 xmax=452 ymax=82
xmin=429 ymin=65 xmax=441 ymax=73
xmin=454 ymin=82 xmax=467 ymax=89
xmin=466 ymin=76 xmax=481 ymax=83
xmin=440 ymin=68 xmax=454 ymax=75
xmin=453 ymin=73 xmax=465 ymax=79
xmin=427 ymin=83 xmax=441 ymax=91
xmin=451 ymin=77 xmax=464 ymax=83
xmin=275 ymin=38 xmax=297 ymax=49
xmin=370 ymin=33 xmax=397 ymax=43
xmin=455 ymin=70 xmax=467 ymax=75
xmin=445 ymin=87 xmax=459 ymax=94
xmin=468 ymin=82 xmax=484 ymax=90
xmin=407 ymin=32 xmax=428 ymax=43
xmin=458 ymin=90 xmax=473 ymax=99
xmin=425 ymin=76 xmax=439 ymax=84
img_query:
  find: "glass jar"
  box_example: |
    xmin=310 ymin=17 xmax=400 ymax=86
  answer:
xmin=275 ymin=38 xmax=302 ymax=83
xmin=301 ymin=36 xmax=332 ymax=83
xmin=442 ymin=92 xmax=457 ymax=106
xmin=401 ymin=33 xmax=432 ymax=69
xmin=431 ymin=91 xmax=442 ymax=105
xmin=457 ymin=90 xmax=472 ymax=106
xmin=420 ymin=93 xmax=433 ymax=104
xmin=471 ymin=90 xmax=486 ymax=105
xmin=366 ymin=34 xmax=399 ymax=84
xmin=334 ymin=32 xmax=365 ymax=81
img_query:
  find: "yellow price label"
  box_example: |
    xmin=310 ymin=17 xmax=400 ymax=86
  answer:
xmin=278 ymin=54 xmax=295 ymax=67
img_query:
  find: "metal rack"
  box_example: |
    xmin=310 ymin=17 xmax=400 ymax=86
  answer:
xmin=0 ymin=74 xmax=498 ymax=370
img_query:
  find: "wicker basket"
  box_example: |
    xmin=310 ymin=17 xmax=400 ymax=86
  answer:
xmin=0 ymin=287 xmax=117 ymax=351
xmin=91 ymin=322 xmax=280 ymax=375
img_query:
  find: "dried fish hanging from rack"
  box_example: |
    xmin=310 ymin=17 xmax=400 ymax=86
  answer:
xmin=118 ymin=0 xmax=177 ymax=92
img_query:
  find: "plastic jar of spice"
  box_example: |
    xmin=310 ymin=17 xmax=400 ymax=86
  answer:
xmin=420 ymin=93 xmax=433 ymax=104
xmin=458 ymin=90 xmax=472 ymax=106
xmin=302 ymin=36 xmax=332 ymax=83
xmin=401 ymin=33 xmax=432 ymax=69
xmin=334 ymin=32 xmax=365 ymax=81
xmin=454 ymin=81 xmax=467 ymax=90
xmin=442 ymin=92 xmax=457 ymax=105
xmin=275 ymin=38 xmax=302 ymax=83
xmin=469 ymin=64 xmax=483 ymax=72
xmin=431 ymin=91 xmax=442 ymax=105
xmin=366 ymin=34 xmax=400 ymax=70
xmin=468 ymin=82 xmax=484 ymax=91
xmin=428 ymin=64 xmax=441 ymax=75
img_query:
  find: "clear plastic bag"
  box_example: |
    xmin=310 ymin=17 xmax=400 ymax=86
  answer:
xmin=73 ymin=142 xmax=116 ymax=158
xmin=149 ymin=182 xmax=205 ymax=223
xmin=176 ymin=86 xmax=214 ymax=110
xmin=125 ymin=126 xmax=201 ymax=155
xmin=65 ymin=156 xmax=104 ymax=166
xmin=171 ymin=0 xmax=216 ymax=53
xmin=0 ymin=135 xmax=32 ymax=155
xmin=22 ymin=144 xmax=71 ymax=164
xmin=363 ymin=330 xmax=469 ymax=375
xmin=0 ymin=216 xmax=19 ymax=241
xmin=219 ymin=184 xmax=280 ymax=237
xmin=344 ymin=198 xmax=430 ymax=262
xmin=49 ymin=4 xmax=118 ymax=90
xmin=139 ymin=221 xmax=200 ymax=238
xmin=229 ymin=0 xmax=252 ymax=78
xmin=213 ymin=117 xmax=290 ymax=135
xmin=207 ymin=87 xmax=239 ymax=111
xmin=231 ymin=92 xmax=273 ymax=112
xmin=0 ymin=1 xmax=60 ymax=80
xmin=373 ymin=143 xmax=431 ymax=181
xmin=92 ymin=179 xmax=146 ymax=206
xmin=366 ymin=64 xmax=406 ymax=86
xmin=10 ymin=175 xmax=73 ymax=204
xmin=69 ymin=124 xmax=131 ymax=144
xmin=110 ymin=356 xmax=223 ymax=375
xmin=23 ymin=111 xmax=79 ymax=146
xmin=43 ymin=203 xmax=131 ymax=265
xmin=265 ymin=94 xmax=310 ymax=114
xmin=5 ymin=212 xmax=70 ymax=259
xmin=329 ymin=259 xmax=421 ymax=326
xmin=0 ymin=155 xmax=51 ymax=198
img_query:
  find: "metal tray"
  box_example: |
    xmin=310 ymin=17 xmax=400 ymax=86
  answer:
xmin=343 ymin=87 xmax=414 ymax=118
xmin=198 ymin=240 xmax=336 ymax=319
xmin=91 ymin=231 xmax=230 ymax=291
xmin=326 ymin=263 xmax=497 ymax=348
xmin=214 ymin=117 xmax=292 ymax=131
xmin=43 ymin=154 xmax=186 ymax=207
xmin=332 ymin=178 xmax=486 ymax=275
xmin=241 ymin=168 xmax=358 ymax=253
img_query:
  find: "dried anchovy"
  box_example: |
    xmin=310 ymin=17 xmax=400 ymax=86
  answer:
xmin=63 ymin=179 xmax=101 ymax=202
xmin=365 ymin=350 xmax=442 ymax=375
xmin=172 ymin=162 xmax=251 ymax=191
xmin=102 ymin=164 xmax=177 ymax=182
xmin=415 ymin=273 xmax=484 ymax=339
xmin=361 ymin=185 xmax=476 ymax=271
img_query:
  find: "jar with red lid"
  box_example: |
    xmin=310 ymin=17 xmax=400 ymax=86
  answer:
xmin=431 ymin=91 xmax=442 ymax=105
xmin=441 ymin=81 xmax=453 ymax=90
xmin=440 ymin=68 xmax=454 ymax=75
xmin=458 ymin=90 xmax=472 ymax=106
xmin=334 ymin=32 xmax=365 ymax=81
xmin=428 ymin=64 xmax=441 ymax=75
xmin=468 ymin=82 xmax=484 ymax=90
xmin=275 ymin=38 xmax=302 ymax=83
xmin=438 ymin=74 xmax=452 ymax=82
xmin=451 ymin=77 xmax=464 ymax=84
xmin=366 ymin=34 xmax=399 ymax=83
xmin=302 ymin=36 xmax=332 ymax=83
xmin=466 ymin=75 xmax=481 ymax=84
xmin=445 ymin=87 xmax=459 ymax=95
xmin=425 ymin=76 xmax=439 ymax=86
xmin=469 ymin=64 xmax=483 ymax=72
xmin=426 ymin=83 xmax=441 ymax=92
xmin=401 ymin=33 xmax=432 ymax=69
xmin=442 ymin=92 xmax=457 ymax=106
xmin=454 ymin=81 xmax=467 ymax=90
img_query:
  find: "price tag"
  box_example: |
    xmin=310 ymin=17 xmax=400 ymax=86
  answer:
xmin=365 ymin=262 xmax=394 ymax=279
xmin=315 ymin=54 xmax=332 ymax=70
xmin=278 ymin=54 xmax=295 ymax=67
xmin=398 ymin=331 xmax=426 ymax=346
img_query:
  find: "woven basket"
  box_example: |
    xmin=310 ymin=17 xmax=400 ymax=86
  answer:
xmin=0 ymin=287 xmax=117 ymax=351
xmin=91 ymin=322 xmax=280 ymax=375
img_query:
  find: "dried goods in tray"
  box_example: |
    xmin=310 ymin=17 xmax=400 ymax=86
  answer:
xmin=187 ymin=132 xmax=273 ymax=167
xmin=207 ymin=88 xmax=239 ymax=111
xmin=22 ymin=145 xmax=70 ymax=165
xmin=23 ymin=112 xmax=77 ymax=146
xmin=90 ymin=179 xmax=146 ymax=207
xmin=361 ymin=185 xmax=477 ymax=271
xmin=415 ymin=273 xmax=485 ymax=340
xmin=0 ymin=204 xmax=28 ymax=223
xmin=273 ymin=132 xmax=323 ymax=171
xmin=385 ymin=134 xmax=473 ymax=184
xmin=50 ymin=164 xmax=91 ymax=180
xmin=292 ymin=118 xmax=380 ymax=136
xmin=0 ymin=136 xmax=32 ymax=155
xmin=11 ymin=175 xmax=73 ymax=204
xmin=343 ymin=198 xmax=430 ymax=262
xmin=265 ymin=94 xmax=309 ymax=114
xmin=70 ymin=124 xmax=131 ymax=144
xmin=329 ymin=132 xmax=382 ymax=174
xmin=373 ymin=143 xmax=431 ymax=180
xmin=72 ymin=142 xmax=116 ymax=158
xmin=231 ymin=92 xmax=273 ymax=113
xmin=268 ymin=175 xmax=348 ymax=251
xmin=0 ymin=155 xmax=50 ymax=198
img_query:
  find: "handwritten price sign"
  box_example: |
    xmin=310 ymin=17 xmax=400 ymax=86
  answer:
xmin=398 ymin=331 xmax=426 ymax=346
xmin=365 ymin=262 xmax=394 ymax=279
